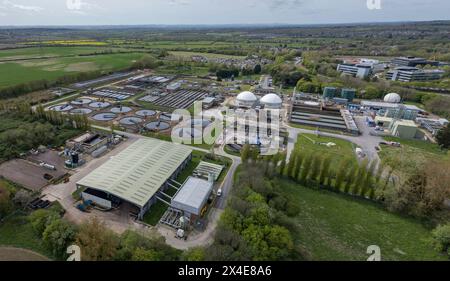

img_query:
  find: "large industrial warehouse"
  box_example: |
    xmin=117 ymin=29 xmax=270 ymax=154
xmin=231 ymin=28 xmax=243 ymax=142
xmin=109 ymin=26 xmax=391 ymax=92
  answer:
xmin=76 ymin=138 xmax=193 ymax=219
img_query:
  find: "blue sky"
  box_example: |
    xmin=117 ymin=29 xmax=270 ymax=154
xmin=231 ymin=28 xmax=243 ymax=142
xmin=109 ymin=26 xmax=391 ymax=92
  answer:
xmin=0 ymin=0 xmax=449 ymax=26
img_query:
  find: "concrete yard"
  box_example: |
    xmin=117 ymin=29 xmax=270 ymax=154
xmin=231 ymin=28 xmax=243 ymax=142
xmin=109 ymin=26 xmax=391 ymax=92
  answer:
xmin=0 ymin=150 xmax=67 ymax=192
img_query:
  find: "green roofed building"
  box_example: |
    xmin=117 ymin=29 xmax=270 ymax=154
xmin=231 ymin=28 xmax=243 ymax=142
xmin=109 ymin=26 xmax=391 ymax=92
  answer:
xmin=76 ymin=138 xmax=193 ymax=219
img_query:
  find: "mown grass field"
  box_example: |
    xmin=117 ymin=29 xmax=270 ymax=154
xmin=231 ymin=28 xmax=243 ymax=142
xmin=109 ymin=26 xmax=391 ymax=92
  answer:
xmin=277 ymin=179 xmax=446 ymax=261
xmin=295 ymin=133 xmax=357 ymax=164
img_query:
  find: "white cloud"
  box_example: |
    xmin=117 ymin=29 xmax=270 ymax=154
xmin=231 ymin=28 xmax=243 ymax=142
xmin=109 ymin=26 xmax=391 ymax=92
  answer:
xmin=2 ymin=0 xmax=44 ymax=12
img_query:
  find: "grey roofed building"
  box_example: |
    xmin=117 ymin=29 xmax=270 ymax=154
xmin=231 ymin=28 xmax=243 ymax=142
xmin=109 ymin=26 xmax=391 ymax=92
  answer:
xmin=76 ymin=138 xmax=193 ymax=219
xmin=171 ymin=176 xmax=214 ymax=217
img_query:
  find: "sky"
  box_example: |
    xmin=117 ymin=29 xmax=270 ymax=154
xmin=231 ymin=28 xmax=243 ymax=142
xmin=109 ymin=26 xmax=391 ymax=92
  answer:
xmin=0 ymin=0 xmax=449 ymax=26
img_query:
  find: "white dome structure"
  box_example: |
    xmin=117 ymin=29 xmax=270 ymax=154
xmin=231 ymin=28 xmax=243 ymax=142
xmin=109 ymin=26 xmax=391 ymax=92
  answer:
xmin=236 ymin=91 xmax=257 ymax=108
xmin=384 ymin=93 xmax=401 ymax=103
xmin=260 ymin=93 xmax=282 ymax=109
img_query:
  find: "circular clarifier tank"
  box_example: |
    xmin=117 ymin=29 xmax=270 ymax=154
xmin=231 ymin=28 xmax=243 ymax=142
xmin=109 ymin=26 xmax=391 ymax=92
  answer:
xmin=172 ymin=127 xmax=203 ymax=139
xmin=89 ymin=101 xmax=111 ymax=109
xmin=135 ymin=110 xmax=157 ymax=117
xmin=71 ymin=98 xmax=92 ymax=106
xmin=190 ymin=119 xmax=211 ymax=128
xmin=119 ymin=116 xmax=143 ymax=125
xmin=110 ymin=106 xmax=132 ymax=114
xmin=50 ymin=104 xmax=73 ymax=112
xmin=159 ymin=112 xmax=173 ymax=121
xmin=145 ymin=121 xmax=171 ymax=131
xmin=92 ymin=113 xmax=117 ymax=121
xmin=70 ymin=108 xmax=93 ymax=115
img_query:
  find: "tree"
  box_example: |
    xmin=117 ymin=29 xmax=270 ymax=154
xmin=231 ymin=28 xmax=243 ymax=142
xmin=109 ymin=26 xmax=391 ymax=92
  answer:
xmin=309 ymin=154 xmax=322 ymax=184
xmin=278 ymin=152 xmax=287 ymax=176
xmin=42 ymin=219 xmax=77 ymax=258
xmin=132 ymin=248 xmax=161 ymax=261
xmin=286 ymin=151 xmax=297 ymax=179
xmin=12 ymin=189 xmax=32 ymax=208
xmin=182 ymin=247 xmax=206 ymax=261
xmin=241 ymin=144 xmax=251 ymax=163
xmin=384 ymin=160 xmax=450 ymax=218
xmin=436 ymin=123 xmax=450 ymax=149
xmin=335 ymin=158 xmax=352 ymax=192
xmin=318 ymin=155 xmax=332 ymax=188
xmin=75 ymin=218 xmax=119 ymax=261
xmin=431 ymin=224 xmax=450 ymax=258
xmin=29 ymin=209 xmax=60 ymax=237
xmin=253 ymin=64 xmax=262 ymax=75
xmin=0 ymin=185 xmax=11 ymax=218
xmin=292 ymin=152 xmax=303 ymax=181
xmin=299 ymin=153 xmax=312 ymax=183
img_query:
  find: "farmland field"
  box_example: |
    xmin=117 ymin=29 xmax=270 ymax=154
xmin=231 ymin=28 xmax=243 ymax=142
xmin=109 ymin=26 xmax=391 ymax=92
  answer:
xmin=0 ymin=47 xmax=146 ymax=88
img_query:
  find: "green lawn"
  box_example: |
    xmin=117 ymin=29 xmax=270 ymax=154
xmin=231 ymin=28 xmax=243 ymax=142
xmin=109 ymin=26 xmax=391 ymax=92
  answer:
xmin=277 ymin=179 xmax=446 ymax=261
xmin=295 ymin=133 xmax=357 ymax=164
xmin=0 ymin=214 xmax=53 ymax=259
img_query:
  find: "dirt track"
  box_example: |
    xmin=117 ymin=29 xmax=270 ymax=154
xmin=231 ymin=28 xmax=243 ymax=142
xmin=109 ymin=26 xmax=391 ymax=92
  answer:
xmin=0 ymin=247 xmax=50 ymax=261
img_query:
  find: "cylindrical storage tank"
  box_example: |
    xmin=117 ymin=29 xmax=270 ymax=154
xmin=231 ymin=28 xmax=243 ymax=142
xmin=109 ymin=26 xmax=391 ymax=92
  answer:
xmin=341 ymin=88 xmax=356 ymax=102
xmin=236 ymin=91 xmax=257 ymax=108
xmin=92 ymin=145 xmax=108 ymax=158
xmin=323 ymin=87 xmax=337 ymax=99
xmin=71 ymin=152 xmax=79 ymax=164
xmin=260 ymin=93 xmax=282 ymax=109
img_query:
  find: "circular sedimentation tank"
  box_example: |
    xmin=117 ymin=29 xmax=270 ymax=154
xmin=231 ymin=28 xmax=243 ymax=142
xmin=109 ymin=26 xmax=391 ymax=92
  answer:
xmin=71 ymin=98 xmax=92 ymax=106
xmin=92 ymin=113 xmax=117 ymax=121
xmin=145 ymin=121 xmax=171 ymax=131
xmin=119 ymin=117 xmax=144 ymax=126
xmin=172 ymin=127 xmax=203 ymax=139
xmin=159 ymin=113 xmax=172 ymax=121
xmin=89 ymin=101 xmax=111 ymax=109
xmin=70 ymin=108 xmax=93 ymax=115
xmin=111 ymin=106 xmax=132 ymax=114
xmin=135 ymin=110 xmax=157 ymax=117
xmin=190 ymin=119 xmax=211 ymax=128
xmin=50 ymin=104 xmax=74 ymax=112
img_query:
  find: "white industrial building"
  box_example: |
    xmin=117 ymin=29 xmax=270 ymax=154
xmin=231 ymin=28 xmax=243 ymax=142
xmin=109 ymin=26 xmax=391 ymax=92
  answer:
xmin=171 ymin=176 xmax=214 ymax=219
xmin=77 ymin=138 xmax=193 ymax=220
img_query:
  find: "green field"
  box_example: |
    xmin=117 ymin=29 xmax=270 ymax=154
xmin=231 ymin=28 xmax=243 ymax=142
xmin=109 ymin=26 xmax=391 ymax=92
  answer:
xmin=379 ymin=136 xmax=450 ymax=176
xmin=277 ymin=179 xmax=445 ymax=261
xmin=295 ymin=133 xmax=357 ymax=164
xmin=0 ymin=47 xmax=145 ymax=88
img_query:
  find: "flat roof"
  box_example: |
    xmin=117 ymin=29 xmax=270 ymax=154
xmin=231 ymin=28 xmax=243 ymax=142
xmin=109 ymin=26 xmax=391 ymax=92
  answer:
xmin=193 ymin=161 xmax=224 ymax=181
xmin=171 ymin=177 xmax=213 ymax=215
xmin=77 ymin=138 xmax=193 ymax=208
xmin=360 ymin=101 xmax=422 ymax=111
